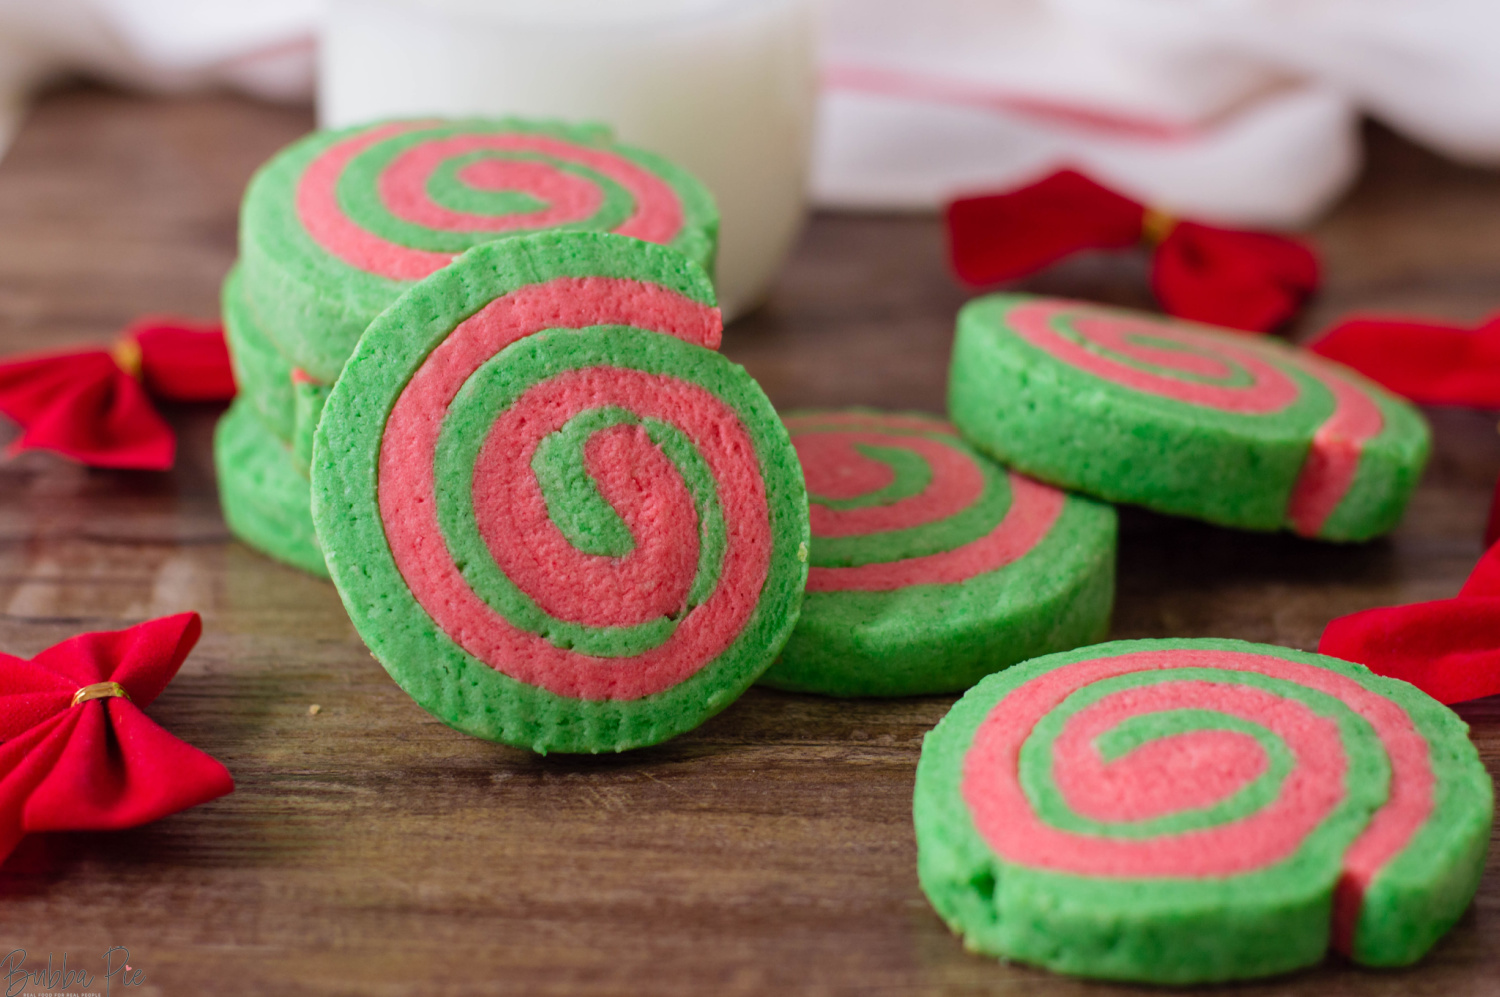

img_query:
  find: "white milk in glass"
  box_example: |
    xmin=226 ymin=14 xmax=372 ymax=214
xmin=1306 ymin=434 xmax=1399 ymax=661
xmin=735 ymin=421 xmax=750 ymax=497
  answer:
xmin=320 ymin=0 xmax=817 ymax=319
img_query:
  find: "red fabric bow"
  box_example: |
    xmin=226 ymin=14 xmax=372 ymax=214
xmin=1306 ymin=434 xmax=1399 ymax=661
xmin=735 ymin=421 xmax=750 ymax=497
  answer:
xmin=945 ymin=169 xmax=1321 ymax=333
xmin=0 ymin=613 xmax=233 ymax=864
xmin=1320 ymin=543 xmax=1500 ymax=705
xmin=0 ymin=318 xmax=235 ymax=470
xmin=1309 ymin=313 xmax=1500 ymax=409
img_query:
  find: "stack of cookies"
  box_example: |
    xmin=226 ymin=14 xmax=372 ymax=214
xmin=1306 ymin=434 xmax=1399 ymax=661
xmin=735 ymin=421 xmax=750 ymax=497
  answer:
xmin=216 ymin=117 xmax=719 ymax=577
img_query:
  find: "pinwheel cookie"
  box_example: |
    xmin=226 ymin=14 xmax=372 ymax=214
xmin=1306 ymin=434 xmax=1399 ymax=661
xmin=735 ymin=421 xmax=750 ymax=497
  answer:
xmin=311 ymin=231 xmax=808 ymax=753
xmin=948 ymin=295 xmax=1430 ymax=540
xmin=915 ymin=637 xmax=1492 ymax=984
xmin=759 ymin=410 xmax=1115 ymax=697
xmin=240 ymin=117 xmax=719 ymax=383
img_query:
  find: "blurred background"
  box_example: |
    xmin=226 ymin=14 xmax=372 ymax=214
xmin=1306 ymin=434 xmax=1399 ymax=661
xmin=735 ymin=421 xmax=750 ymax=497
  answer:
xmin=3 ymin=1 xmax=1499 ymax=247
xmin=4 ymin=1 xmax=1500 ymax=212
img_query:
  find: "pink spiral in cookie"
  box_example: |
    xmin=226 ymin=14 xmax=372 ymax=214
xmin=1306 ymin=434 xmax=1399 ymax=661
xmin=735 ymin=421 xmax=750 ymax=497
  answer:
xmin=785 ymin=412 xmax=1065 ymax=592
xmin=1006 ymin=301 xmax=1384 ymax=536
xmin=296 ymin=122 xmax=686 ymax=282
xmin=374 ymin=277 xmax=771 ymax=701
xmin=961 ymin=646 xmax=1435 ymax=954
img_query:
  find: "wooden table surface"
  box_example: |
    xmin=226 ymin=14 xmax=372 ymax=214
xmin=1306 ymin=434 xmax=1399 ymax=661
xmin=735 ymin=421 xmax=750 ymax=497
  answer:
xmin=0 ymin=87 xmax=1497 ymax=997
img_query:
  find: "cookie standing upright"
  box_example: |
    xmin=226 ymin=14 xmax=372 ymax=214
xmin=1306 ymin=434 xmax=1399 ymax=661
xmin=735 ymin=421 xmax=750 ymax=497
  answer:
xmin=948 ymin=295 xmax=1430 ymax=540
xmin=915 ymin=637 xmax=1492 ymax=984
xmin=239 ymin=117 xmax=719 ymax=383
xmin=759 ymin=410 xmax=1115 ymax=697
xmin=311 ymin=231 xmax=808 ymax=753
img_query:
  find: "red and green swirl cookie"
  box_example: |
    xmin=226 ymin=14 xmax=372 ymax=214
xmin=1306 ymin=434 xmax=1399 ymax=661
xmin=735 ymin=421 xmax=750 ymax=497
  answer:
xmin=758 ymin=411 xmax=1114 ymax=697
xmin=240 ymin=118 xmax=719 ymax=383
xmin=916 ymin=637 xmax=1492 ymax=984
xmin=949 ymin=295 xmax=1430 ymax=540
xmin=310 ymin=231 xmax=807 ymax=753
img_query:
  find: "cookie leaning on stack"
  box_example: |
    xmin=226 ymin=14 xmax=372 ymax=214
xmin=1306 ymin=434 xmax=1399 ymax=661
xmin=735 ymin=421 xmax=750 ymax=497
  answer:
xmin=312 ymin=230 xmax=808 ymax=753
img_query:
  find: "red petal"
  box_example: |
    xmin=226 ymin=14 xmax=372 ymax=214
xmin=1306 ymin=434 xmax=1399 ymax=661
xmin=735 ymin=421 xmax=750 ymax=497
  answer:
xmin=21 ymin=699 xmax=232 ymax=833
xmin=0 ymin=654 xmax=75 ymax=755
xmin=0 ymin=349 xmax=175 ymax=469
xmin=132 ymin=319 xmax=236 ymax=402
xmin=0 ymin=692 xmax=73 ymax=742
xmin=0 ymin=351 xmax=115 ymax=422
xmin=1460 ymin=541 xmax=1500 ymax=598
xmin=0 ymin=653 xmax=72 ymax=696
xmin=1151 ymin=222 xmax=1319 ymax=332
xmin=945 ymin=169 xmax=1143 ymax=287
xmin=28 ymin=613 xmax=202 ymax=707
xmin=0 ymin=714 xmax=74 ymax=863
xmin=1320 ymin=596 xmax=1500 ymax=705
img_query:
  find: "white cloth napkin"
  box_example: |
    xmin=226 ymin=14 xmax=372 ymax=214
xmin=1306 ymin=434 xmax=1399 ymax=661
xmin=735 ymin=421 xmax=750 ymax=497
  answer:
xmin=814 ymin=0 xmax=1500 ymax=225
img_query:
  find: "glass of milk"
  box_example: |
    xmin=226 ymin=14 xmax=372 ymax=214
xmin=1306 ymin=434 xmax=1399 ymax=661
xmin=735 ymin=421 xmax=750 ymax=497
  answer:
xmin=320 ymin=0 xmax=817 ymax=320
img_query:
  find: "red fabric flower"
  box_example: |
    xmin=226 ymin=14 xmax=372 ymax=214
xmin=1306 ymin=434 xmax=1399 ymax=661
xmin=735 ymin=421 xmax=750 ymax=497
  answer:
xmin=1320 ymin=543 xmax=1500 ymax=705
xmin=1309 ymin=312 xmax=1500 ymax=409
xmin=945 ymin=169 xmax=1320 ymax=333
xmin=0 ymin=317 xmax=235 ymax=471
xmin=0 ymin=613 xmax=233 ymax=863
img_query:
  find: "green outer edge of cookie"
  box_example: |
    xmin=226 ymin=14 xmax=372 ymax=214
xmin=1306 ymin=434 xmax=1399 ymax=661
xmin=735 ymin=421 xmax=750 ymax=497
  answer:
xmin=947 ymin=294 xmax=1431 ymax=540
xmin=432 ymin=354 xmax=730 ymax=660
xmin=291 ymin=376 xmax=331 ymax=478
xmin=1348 ymin=671 xmax=1494 ymax=965
xmin=214 ymin=398 xmax=329 ymax=578
xmin=759 ymin=410 xmax=1117 ymax=697
xmin=310 ymin=231 xmax=806 ymax=753
xmin=239 ymin=117 xmax=719 ymax=383
xmin=221 ymin=265 xmax=296 ymax=442
xmin=913 ymin=637 xmax=1492 ymax=983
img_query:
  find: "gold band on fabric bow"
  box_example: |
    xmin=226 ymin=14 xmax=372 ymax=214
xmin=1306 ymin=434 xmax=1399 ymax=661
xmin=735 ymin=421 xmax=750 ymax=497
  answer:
xmin=72 ymin=681 xmax=132 ymax=707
